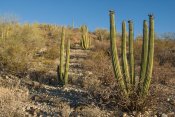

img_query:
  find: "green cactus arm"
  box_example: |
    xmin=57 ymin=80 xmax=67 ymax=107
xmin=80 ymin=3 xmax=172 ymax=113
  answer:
xmin=128 ymin=20 xmax=135 ymax=85
xmin=85 ymin=34 xmax=89 ymax=49
xmin=84 ymin=34 xmax=87 ymax=49
xmin=64 ymin=38 xmax=70 ymax=85
xmin=109 ymin=10 xmax=127 ymax=95
xmin=142 ymin=15 xmax=154 ymax=96
xmin=85 ymin=26 xmax=89 ymax=49
xmin=139 ymin=20 xmax=149 ymax=91
xmin=121 ymin=21 xmax=130 ymax=91
xmin=59 ymin=27 xmax=65 ymax=82
xmin=81 ymin=35 xmax=85 ymax=49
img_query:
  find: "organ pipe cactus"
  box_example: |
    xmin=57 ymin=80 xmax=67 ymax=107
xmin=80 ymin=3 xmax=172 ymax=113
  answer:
xmin=80 ymin=25 xmax=91 ymax=49
xmin=58 ymin=27 xmax=70 ymax=85
xmin=109 ymin=11 xmax=154 ymax=97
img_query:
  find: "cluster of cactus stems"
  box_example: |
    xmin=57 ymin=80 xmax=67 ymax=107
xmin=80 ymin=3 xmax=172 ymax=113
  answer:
xmin=80 ymin=25 xmax=91 ymax=49
xmin=109 ymin=10 xmax=154 ymax=97
xmin=58 ymin=27 xmax=70 ymax=85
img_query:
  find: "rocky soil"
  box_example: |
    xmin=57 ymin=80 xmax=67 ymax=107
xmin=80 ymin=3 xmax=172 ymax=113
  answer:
xmin=0 ymin=44 xmax=175 ymax=117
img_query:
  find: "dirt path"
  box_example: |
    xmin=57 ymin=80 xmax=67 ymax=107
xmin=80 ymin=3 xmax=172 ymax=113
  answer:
xmin=22 ymin=45 xmax=98 ymax=116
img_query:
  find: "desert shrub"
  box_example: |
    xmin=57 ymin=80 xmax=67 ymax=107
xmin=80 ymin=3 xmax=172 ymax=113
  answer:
xmin=90 ymin=82 xmax=157 ymax=112
xmin=132 ymin=37 xmax=175 ymax=67
xmin=94 ymin=28 xmax=109 ymax=41
xmin=0 ymin=40 xmax=29 ymax=74
xmin=39 ymin=24 xmax=62 ymax=40
xmin=83 ymin=40 xmax=115 ymax=86
xmin=154 ymin=39 xmax=175 ymax=66
xmin=43 ymin=46 xmax=59 ymax=60
xmin=0 ymin=19 xmax=46 ymax=75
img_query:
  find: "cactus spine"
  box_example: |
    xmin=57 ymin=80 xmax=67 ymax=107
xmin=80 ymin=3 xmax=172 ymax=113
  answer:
xmin=142 ymin=15 xmax=154 ymax=96
xmin=139 ymin=20 xmax=149 ymax=91
xmin=121 ymin=21 xmax=130 ymax=91
xmin=58 ymin=27 xmax=70 ymax=85
xmin=128 ymin=20 xmax=135 ymax=85
xmin=109 ymin=10 xmax=127 ymax=95
xmin=80 ymin=25 xmax=91 ymax=49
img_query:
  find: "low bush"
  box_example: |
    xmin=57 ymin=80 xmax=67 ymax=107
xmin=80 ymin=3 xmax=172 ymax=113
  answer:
xmin=0 ymin=22 xmax=46 ymax=76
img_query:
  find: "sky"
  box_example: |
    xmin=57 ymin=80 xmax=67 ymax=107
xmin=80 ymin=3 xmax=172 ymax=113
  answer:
xmin=0 ymin=0 xmax=175 ymax=36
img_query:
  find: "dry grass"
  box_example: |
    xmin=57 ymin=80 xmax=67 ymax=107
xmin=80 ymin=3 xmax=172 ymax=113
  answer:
xmin=83 ymin=40 xmax=115 ymax=87
xmin=0 ymin=23 xmax=46 ymax=76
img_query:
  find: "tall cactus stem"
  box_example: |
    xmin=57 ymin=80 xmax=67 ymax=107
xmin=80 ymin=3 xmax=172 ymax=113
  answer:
xmin=64 ymin=38 xmax=70 ymax=85
xmin=59 ymin=27 xmax=65 ymax=82
xmin=128 ymin=20 xmax=135 ymax=85
xmin=139 ymin=20 xmax=149 ymax=92
xmin=121 ymin=21 xmax=130 ymax=91
xmin=142 ymin=15 xmax=154 ymax=96
xmin=109 ymin=10 xmax=127 ymax=96
xmin=80 ymin=25 xmax=90 ymax=49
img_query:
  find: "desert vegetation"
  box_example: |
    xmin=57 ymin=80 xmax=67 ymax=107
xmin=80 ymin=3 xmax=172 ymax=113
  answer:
xmin=0 ymin=11 xmax=175 ymax=117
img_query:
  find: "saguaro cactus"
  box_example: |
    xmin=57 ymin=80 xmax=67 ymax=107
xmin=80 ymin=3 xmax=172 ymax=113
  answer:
xmin=142 ymin=14 xmax=154 ymax=96
xmin=58 ymin=27 xmax=70 ymax=85
xmin=109 ymin=10 xmax=155 ymax=98
xmin=109 ymin=10 xmax=127 ymax=95
xmin=80 ymin=25 xmax=91 ymax=49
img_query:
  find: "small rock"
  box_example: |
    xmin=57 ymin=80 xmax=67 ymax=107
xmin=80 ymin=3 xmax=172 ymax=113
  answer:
xmin=144 ymin=111 xmax=150 ymax=116
xmin=122 ymin=113 xmax=128 ymax=117
xmin=161 ymin=113 xmax=168 ymax=117
xmin=167 ymin=98 xmax=170 ymax=101
xmin=5 ymin=75 xmax=9 ymax=79
xmin=64 ymin=87 xmax=69 ymax=92
xmin=87 ymin=71 xmax=93 ymax=75
xmin=157 ymin=111 xmax=163 ymax=116
xmin=132 ymin=111 xmax=136 ymax=115
xmin=26 ymin=106 xmax=31 ymax=110
xmin=167 ymin=112 xmax=175 ymax=117
xmin=136 ymin=112 xmax=142 ymax=117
